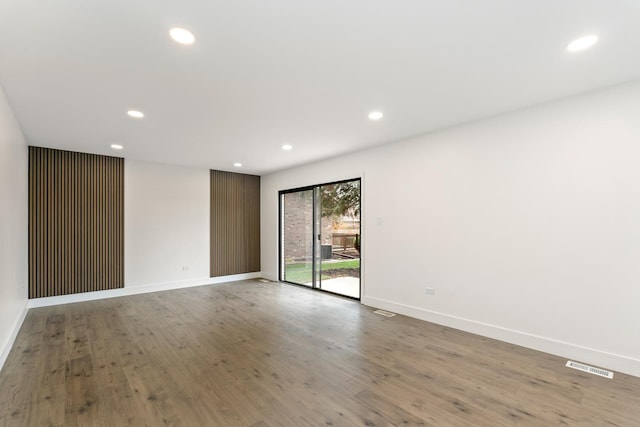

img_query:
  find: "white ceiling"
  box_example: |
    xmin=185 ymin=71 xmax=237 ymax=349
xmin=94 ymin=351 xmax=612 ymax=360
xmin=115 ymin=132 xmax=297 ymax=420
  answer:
xmin=1 ymin=0 xmax=639 ymax=175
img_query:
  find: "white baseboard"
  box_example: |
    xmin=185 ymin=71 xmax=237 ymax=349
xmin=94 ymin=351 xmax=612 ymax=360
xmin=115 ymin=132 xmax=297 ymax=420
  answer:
xmin=362 ymin=296 xmax=640 ymax=378
xmin=261 ymin=272 xmax=279 ymax=282
xmin=0 ymin=301 xmax=29 ymax=373
xmin=28 ymin=272 xmax=262 ymax=308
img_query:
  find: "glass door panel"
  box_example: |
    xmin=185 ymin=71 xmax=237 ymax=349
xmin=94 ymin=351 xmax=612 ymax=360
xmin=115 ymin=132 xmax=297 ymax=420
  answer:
xmin=282 ymin=190 xmax=314 ymax=286
xmin=318 ymin=180 xmax=361 ymax=298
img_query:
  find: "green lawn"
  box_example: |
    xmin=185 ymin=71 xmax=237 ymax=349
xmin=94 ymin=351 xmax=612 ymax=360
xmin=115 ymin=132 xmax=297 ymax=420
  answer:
xmin=284 ymin=259 xmax=360 ymax=284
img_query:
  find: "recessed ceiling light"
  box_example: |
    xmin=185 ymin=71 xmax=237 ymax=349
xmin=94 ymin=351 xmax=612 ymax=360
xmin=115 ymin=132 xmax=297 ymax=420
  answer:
xmin=368 ymin=111 xmax=383 ymax=120
xmin=170 ymin=27 xmax=195 ymax=45
xmin=233 ymin=162 xmax=242 ymax=168
xmin=567 ymin=35 xmax=598 ymax=52
xmin=282 ymin=144 xmax=293 ymax=151
xmin=110 ymin=144 xmax=123 ymax=150
xmin=127 ymin=110 xmax=144 ymax=119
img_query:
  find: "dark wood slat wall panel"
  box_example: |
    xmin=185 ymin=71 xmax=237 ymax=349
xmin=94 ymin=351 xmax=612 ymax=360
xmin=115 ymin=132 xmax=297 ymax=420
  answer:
xmin=210 ymin=170 xmax=260 ymax=277
xmin=28 ymin=147 xmax=124 ymax=298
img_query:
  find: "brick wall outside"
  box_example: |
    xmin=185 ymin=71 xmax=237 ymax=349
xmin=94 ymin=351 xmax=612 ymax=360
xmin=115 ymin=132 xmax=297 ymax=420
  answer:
xmin=283 ymin=191 xmax=359 ymax=262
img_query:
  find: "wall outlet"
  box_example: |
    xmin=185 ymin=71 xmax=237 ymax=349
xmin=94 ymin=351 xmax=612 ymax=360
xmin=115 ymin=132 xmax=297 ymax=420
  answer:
xmin=182 ymin=266 xmax=189 ymax=271
xmin=425 ymin=287 xmax=435 ymax=295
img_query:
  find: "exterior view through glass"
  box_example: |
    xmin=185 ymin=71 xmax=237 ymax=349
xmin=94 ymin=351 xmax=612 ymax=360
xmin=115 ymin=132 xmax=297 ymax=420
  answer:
xmin=280 ymin=179 xmax=361 ymax=299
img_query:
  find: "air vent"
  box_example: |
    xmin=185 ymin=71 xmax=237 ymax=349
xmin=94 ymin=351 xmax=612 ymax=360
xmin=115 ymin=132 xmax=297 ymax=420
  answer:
xmin=373 ymin=309 xmax=396 ymax=318
xmin=566 ymin=360 xmax=614 ymax=379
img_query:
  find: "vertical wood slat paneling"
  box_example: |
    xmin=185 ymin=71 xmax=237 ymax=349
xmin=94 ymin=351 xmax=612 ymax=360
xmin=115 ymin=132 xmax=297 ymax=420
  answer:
xmin=28 ymin=147 xmax=124 ymax=298
xmin=210 ymin=170 xmax=260 ymax=277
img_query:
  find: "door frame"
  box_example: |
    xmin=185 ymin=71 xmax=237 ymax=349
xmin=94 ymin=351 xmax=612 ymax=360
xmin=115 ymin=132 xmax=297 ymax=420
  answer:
xmin=278 ymin=177 xmax=362 ymax=300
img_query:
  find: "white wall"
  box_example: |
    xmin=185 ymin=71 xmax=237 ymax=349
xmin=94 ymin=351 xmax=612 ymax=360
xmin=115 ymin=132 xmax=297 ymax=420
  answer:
xmin=125 ymin=160 xmax=210 ymax=287
xmin=0 ymin=86 xmax=28 ymax=369
xmin=29 ymin=159 xmax=259 ymax=308
xmin=261 ymin=80 xmax=640 ymax=377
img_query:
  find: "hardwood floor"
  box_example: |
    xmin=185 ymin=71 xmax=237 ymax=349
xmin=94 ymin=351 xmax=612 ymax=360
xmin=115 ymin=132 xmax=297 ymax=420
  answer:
xmin=1 ymin=280 xmax=639 ymax=426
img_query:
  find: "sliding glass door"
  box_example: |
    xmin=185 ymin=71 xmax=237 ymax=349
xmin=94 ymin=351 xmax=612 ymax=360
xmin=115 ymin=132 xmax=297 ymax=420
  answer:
xmin=280 ymin=179 xmax=361 ymax=299
xmin=317 ymin=180 xmax=360 ymax=298
xmin=281 ymin=189 xmax=315 ymax=287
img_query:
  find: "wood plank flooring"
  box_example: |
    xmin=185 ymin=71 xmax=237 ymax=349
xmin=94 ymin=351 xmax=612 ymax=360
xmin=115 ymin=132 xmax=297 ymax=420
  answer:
xmin=1 ymin=280 xmax=639 ymax=426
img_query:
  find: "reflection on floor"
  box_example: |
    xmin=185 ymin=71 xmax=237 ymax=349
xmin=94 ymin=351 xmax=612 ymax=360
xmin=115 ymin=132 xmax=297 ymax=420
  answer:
xmin=318 ymin=277 xmax=360 ymax=298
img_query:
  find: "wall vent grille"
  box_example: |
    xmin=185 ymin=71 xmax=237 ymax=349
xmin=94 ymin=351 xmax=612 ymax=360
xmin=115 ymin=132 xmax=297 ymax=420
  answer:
xmin=373 ymin=309 xmax=396 ymax=318
xmin=566 ymin=361 xmax=614 ymax=379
